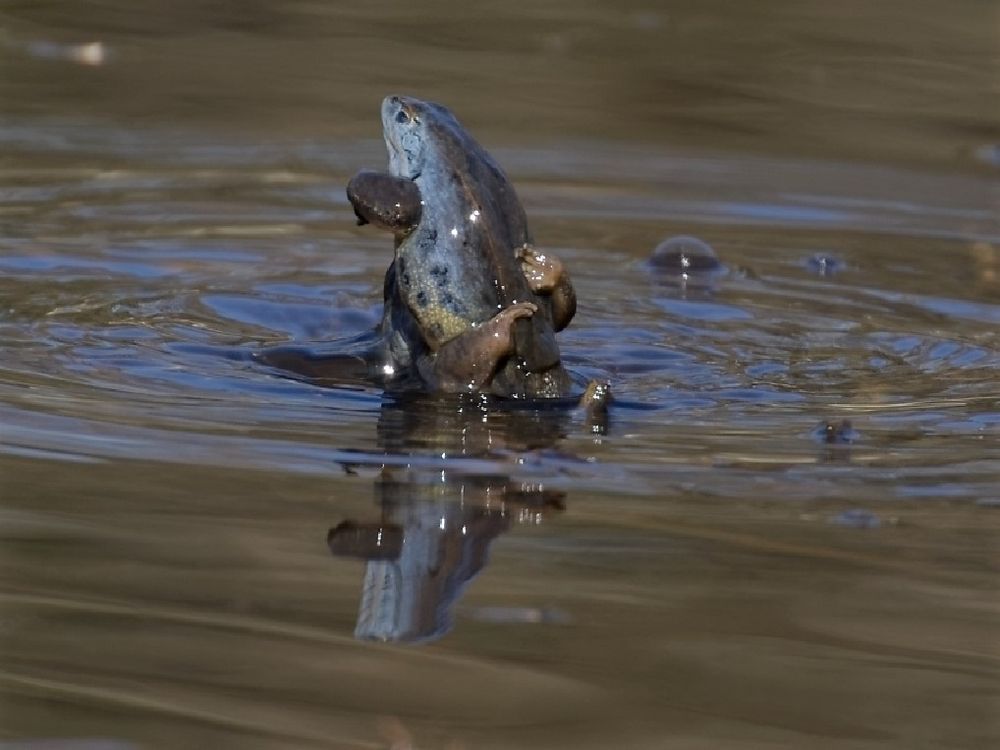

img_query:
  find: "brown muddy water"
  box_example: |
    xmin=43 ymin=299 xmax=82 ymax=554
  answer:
xmin=1 ymin=2 xmax=998 ymax=749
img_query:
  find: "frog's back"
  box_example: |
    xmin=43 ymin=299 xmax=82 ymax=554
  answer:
xmin=405 ymin=104 xmax=561 ymax=380
xmin=378 ymin=96 xmax=567 ymax=396
xmin=411 ymin=105 xmax=529 ymax=297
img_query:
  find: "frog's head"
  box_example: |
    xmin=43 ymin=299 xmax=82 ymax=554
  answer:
xmin=381 ymin=95 xmax=460 ymax=181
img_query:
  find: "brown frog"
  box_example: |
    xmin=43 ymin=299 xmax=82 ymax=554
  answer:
xmin=347 ymin=95 xmax=577 ymax=398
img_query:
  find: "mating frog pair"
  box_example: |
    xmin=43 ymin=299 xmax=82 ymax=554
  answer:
xmin=348 ymin=95 xmax=588 ymax=401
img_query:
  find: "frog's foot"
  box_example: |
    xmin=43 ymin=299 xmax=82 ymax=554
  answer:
xmin=517 ymin=243 xmax=564 ymax=292
xmin=516 ymin=244 xmax=577 ymax=332
xmin=580 ymin=379 xmax=611 ymax=435
xmin=427 ymin=302 xmax=538 ymax=392
xmin=347 ymin=170 xmax=423 ymax=234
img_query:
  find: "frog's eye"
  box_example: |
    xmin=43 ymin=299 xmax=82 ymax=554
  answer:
xmin=395 ymin=110 xmax=410 ymax=124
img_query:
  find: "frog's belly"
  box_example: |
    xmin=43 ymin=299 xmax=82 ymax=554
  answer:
xmin=396 ymin=234 xmax=499 ymax=349
xmin=416 ymin=304 xmax=471 ymax=345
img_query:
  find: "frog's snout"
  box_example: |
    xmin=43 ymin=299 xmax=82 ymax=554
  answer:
xmin=381 ymin=95 xmax=398 ymax=123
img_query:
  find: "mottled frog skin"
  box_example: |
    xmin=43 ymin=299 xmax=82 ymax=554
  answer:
xmin=348 ymin=95 xmax=577 ymax=398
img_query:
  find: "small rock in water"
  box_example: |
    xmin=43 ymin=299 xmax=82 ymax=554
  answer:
xmin=815 ymin=419 xmax=858 ymax=445
xmin=20 ymin=39 xmax=108 ymax=66
xmin=830 ymin=509 xmax=882 ymax=529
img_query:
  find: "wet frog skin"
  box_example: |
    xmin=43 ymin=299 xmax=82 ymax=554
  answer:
xmin=348 ymin=95 xmax=576 ymax=398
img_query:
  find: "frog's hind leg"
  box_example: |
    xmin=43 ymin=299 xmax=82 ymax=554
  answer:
xmin=347 ymin=170 xmax=422 ymax=233
xmin=256 ymin=346 xmax=371 ymax=387
xmin=517 ymin=244 xmax=577 ymax=331
xmin=422 ymin=302 xmax=538 ymax=392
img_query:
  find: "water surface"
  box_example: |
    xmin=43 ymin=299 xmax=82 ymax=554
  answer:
xmin=1 ymin=1 xmax=998 ymax=748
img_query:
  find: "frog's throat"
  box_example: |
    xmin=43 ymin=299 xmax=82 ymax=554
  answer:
xmin=383 ymin=124 xmax=423 ymax=181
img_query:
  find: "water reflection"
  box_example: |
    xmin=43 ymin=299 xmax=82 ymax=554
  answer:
xmin=328 ymin=394 xmax=573 ymax=643
xmin=329 ymin=470 xmax=564 ymax=643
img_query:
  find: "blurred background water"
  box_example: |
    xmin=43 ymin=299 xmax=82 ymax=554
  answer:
xmin=1 ymin=1 xmax=998 ymax=748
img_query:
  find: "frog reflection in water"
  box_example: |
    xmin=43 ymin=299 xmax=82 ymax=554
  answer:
xmin=329 ymin=465 xmax=566 ymax=643
xmin=347 ymin=95 xmax=579 ymax=398
xmin=329 ymin=395 xmax=572 ymax=644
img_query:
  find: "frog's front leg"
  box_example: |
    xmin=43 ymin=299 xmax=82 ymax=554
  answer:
xmin=346 ymin=170 xmax=422 ymax=233
xmin=517 ymin=244 xmax=576 ymax=331
xmin=422 ymin=302 xmax=538 ymax=392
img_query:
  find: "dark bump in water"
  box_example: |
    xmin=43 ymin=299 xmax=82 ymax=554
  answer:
xmin=649 ymin=235 xmax=721 ymax=274
xmin=817 ymin=419 xmax=858 ymax=445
